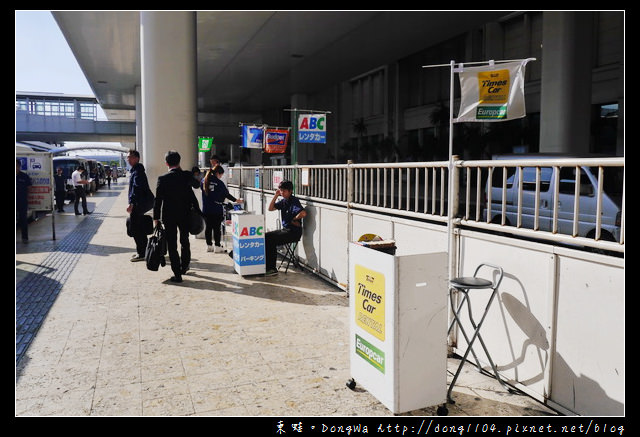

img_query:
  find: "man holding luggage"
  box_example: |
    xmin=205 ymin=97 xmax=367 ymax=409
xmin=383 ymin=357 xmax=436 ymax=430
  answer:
xmin=153 ymin=150 xmax=201 ymax=283
xmin=127 ymin=149 xmax=152 ymax=262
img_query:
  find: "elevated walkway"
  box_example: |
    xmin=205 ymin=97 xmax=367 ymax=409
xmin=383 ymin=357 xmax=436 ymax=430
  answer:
xmin=15 ymin=182 xmax=558 ymax=417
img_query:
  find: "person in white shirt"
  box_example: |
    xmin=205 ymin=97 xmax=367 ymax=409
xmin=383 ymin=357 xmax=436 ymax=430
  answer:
xmin=71 ymin=165 xmax=91 ymax=215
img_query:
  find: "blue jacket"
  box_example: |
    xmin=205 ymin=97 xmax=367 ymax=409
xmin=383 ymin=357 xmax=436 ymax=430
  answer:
xmin=128 ymin=162 xmax=151 ymax=206
xmin=274 ymin=195 xmax=305 ymax=237
xmin=201 ymin=176 xmax=236 ymax=215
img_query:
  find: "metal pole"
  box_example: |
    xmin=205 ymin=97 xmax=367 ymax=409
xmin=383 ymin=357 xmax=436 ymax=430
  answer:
xmin=293 ymin=110 xmax=298 ymax=167
xmin=447 ymin=60 xmax=456 ymax=283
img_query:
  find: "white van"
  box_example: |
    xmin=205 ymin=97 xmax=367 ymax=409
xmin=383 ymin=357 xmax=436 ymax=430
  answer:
xmin=483 ymin=155 xmax=622 ymax=242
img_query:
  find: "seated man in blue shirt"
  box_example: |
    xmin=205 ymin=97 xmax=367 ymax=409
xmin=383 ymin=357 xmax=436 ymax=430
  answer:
xmin=264 ymin=180 xmax=306 ymax=276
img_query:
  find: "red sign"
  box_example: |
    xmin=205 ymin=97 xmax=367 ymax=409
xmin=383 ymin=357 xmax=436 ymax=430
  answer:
xmin=264 ymin=128 xmax=289 ymax=154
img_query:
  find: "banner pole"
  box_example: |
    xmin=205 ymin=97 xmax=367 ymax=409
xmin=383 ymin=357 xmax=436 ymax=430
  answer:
xmin=447 ymin=60 xmax=456 ymax=284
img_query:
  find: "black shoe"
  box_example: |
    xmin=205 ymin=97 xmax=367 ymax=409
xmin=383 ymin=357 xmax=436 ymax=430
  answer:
xmin=75 ymin=212 xmax=82 ymax=215
xmin=83 ymin=211 xmax=92 ymax=215
xmin=264 ymin=268 xmax=278 ymax=277
xmin=170 ymin=275 xmax=183 ymax=283
xmin=181 ymin=266 xmax=189 ymax=275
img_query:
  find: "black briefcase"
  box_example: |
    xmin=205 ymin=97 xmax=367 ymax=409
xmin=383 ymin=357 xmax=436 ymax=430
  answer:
xmin=126 ymin=214 xmax=153 ymax=236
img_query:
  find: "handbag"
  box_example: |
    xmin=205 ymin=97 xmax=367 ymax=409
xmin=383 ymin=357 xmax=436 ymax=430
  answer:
xmin=189 ymin=207 xmax=205 ymax=235
xmin=145 ymin=223 xmax=167 ymax=271
xmin=126 ymin=214 xmax=153 ymax=236
xmin=139 ymin=188 xmax=155 ymax=213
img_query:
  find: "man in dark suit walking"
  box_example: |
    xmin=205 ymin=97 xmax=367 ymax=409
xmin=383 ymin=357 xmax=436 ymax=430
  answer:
xmin=153 ymin=150 xmax=201 ymax=283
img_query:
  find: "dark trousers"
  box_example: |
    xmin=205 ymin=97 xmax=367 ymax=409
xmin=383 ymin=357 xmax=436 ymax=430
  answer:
xmin=130 ymin=207 xmax=148 ymax=257
xmin=204 ymin=212 xmax=224 ymax=246
xmin=17 ymin=203 xmax=29 ymax=240
xmin=74 ymin=186 xmax=88 ymax=214
xmin=164 ymin=220 xmax=191 ymax=277
xmin=55 ymin=190 xmax=66 ymax=211
xmin=265 ymin=228 xmax=301 ymax=270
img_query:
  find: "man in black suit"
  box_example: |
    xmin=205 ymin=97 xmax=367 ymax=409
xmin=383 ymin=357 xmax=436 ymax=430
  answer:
xmin=153 ymin=150 xmax=201 ymax=283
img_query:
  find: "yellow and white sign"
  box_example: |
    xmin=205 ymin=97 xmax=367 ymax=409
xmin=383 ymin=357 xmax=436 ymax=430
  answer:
xmin=455 ymin=60 xmax=531 ymax=122
xmin=354 ymin=264 xmax=385 ymax=341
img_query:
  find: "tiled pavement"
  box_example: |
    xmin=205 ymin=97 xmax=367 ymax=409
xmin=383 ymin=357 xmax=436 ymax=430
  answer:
xmin=15 ymin=182 xmax=559 ymax=418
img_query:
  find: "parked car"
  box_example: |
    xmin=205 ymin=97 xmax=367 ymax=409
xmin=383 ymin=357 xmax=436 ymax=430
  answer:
xmin=52 ymin=156 xmax=90 ymax=200
xmin=96 ymin=162 xmax=107 ymax=186
xmin=483 ymin=154 xmax=622 ymax=242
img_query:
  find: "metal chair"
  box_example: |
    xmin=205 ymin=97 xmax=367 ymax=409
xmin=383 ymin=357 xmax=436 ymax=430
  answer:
xmin=278 ymin=240 xmax=301 ymax=273
xmin=447 ymin=263 xmax=515 ymax=403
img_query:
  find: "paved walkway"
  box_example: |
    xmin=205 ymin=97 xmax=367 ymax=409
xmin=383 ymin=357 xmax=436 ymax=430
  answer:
xmin=15 ymin=181 xmax=559 ymax=417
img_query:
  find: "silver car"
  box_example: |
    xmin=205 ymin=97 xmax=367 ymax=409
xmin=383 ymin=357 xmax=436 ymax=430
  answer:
xmin=484 ymin=155 xmax=622 ymax=242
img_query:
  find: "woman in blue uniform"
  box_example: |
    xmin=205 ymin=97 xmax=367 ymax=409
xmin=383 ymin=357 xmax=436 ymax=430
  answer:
xmin=201 ymin=165 xmax=242 ymax=252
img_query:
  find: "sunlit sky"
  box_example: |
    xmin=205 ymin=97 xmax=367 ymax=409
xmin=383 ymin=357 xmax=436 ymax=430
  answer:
xmin=15 ymin=10 xmax=94 ymax=96
xmin=16 ymin=10 xmax=118 ymax=151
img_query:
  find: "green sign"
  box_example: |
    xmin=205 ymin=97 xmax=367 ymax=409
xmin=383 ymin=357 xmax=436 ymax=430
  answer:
xmin=355 ymin=334 xmax=385 ymax=373
xmin=198 ymin=137 xmax=214 ymax=152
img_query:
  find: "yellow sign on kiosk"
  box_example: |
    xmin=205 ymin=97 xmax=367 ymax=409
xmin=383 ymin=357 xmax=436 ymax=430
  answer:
xmin=354 ymin=264 xmax=385 ymax=341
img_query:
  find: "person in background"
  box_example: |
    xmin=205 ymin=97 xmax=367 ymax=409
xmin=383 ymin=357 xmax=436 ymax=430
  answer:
xmin=191 ymin=166 xmax=202 ymax=188
xmin=153 ymin=150 xmax=202 ymax=283
xmin=209 ymin=154 xmax=221 ymax=168
xmin=16 ymin=159 xmax=32 ymax=243
xmin=201 ymin=165 xmax=242 ymax=253
xmin=105 ymin=166 xmax=112 ymax=188
xmin=72 ymin=165 xmax=91 ymax=216
xmin=54 ymin=167 xmax=66 ymax=212
xmin=126 ymin=149 xmax=151 ymax=262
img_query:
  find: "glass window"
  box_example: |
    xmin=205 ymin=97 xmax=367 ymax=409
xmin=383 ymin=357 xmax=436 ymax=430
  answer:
xmin=521 ymin=167 xmax=552 ymax=192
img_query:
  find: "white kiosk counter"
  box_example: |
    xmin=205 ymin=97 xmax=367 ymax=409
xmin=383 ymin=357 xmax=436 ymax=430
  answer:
xmin=348 ymin=242 xmax=448 ymax=414
xmin=232 ymin=213 xmax=266 ymax=276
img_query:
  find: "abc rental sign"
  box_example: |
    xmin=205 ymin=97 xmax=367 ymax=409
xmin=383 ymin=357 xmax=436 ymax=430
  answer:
xmin=298 ymin=114 xmax=326 ymax=144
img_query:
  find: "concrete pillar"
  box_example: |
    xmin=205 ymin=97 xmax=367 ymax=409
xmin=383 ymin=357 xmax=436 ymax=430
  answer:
xmin=135 ymin=85 xmax=142 ymax=152
xmin=539 ymin=11 xmax=594 ymax=154
xmin=140 ymin=11 xmax=197 ymax=190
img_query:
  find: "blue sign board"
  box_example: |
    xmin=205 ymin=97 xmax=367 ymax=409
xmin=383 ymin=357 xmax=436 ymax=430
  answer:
xmin=242 ymin=125 xmax=264 ymax=149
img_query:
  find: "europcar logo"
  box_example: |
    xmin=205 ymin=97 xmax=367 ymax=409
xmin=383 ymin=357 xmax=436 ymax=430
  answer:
xmin=355 ymin=334 xmax=385 ymax=373
xmin=476 ymin=106 xmax=507 ymax=119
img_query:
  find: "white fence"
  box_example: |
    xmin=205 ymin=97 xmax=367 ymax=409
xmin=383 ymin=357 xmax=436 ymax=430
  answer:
xmin=225 ymin=158 xmax=624 ymax=416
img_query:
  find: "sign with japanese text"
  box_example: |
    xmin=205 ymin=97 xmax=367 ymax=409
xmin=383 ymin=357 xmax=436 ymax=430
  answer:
xmin=272 ymin=170 xmax=283 ymax=190
xmin=17 ymin=152 xmax=53 ymax=211
xmin=198 ymin=137 xmax=214 ymax=152
xmin=298 ymin=114 xmax=326 ymax=143
xmin=232 ymin=213 xmax=266 ymax=275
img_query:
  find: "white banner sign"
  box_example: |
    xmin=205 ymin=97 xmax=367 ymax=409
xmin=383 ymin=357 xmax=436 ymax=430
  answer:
xmin=17 ymin=152 xmax=53 ymax=211
xmin=455 ymin=60 xmax=531 ymax=123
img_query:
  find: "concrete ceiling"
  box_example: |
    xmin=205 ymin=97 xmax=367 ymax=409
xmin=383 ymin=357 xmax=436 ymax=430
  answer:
xmin=52 ymin=11 xmax=512 ymax=122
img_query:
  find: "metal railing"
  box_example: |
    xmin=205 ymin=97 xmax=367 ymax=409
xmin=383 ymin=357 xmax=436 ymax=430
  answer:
xmin=226 ymin=157 xmax=624 ymax=253
xmin=16 ymin=97 xmax=98 ymax=121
